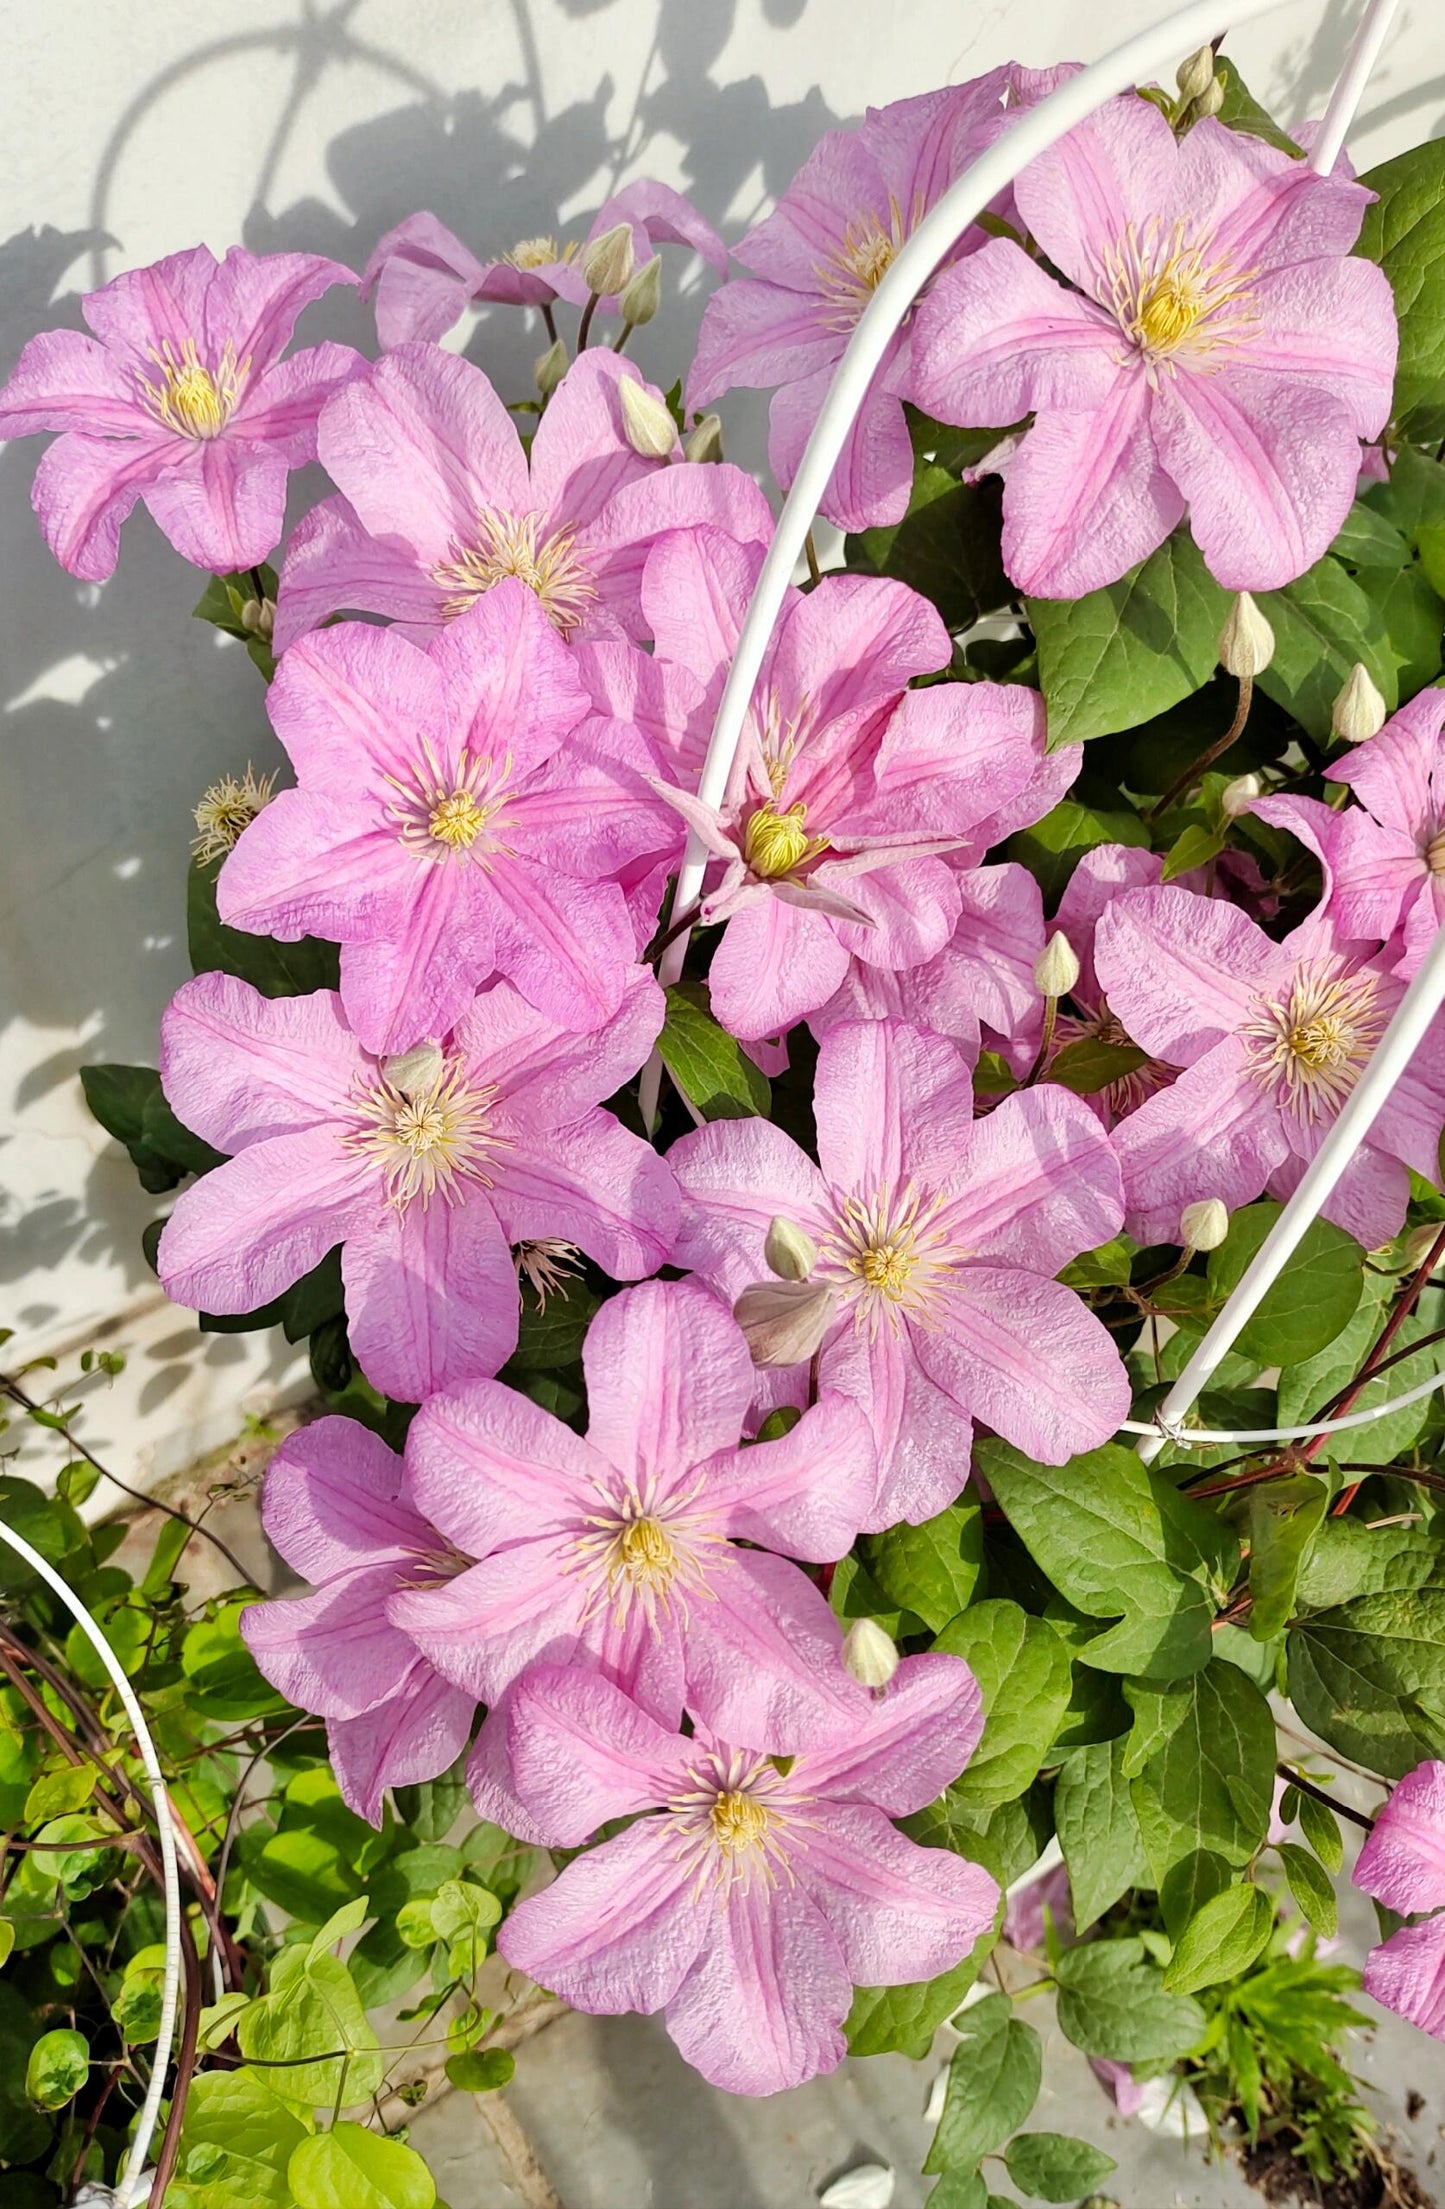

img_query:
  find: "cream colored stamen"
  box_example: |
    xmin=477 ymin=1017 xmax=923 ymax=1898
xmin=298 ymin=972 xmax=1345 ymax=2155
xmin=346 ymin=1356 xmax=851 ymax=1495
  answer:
xmin=1426 ymin=829 xmax=1445 ymax=876
xmin=1101 ymin=218 xmax=1257 ymax=372
xmin=432 ymin=508 xmax=598 ymax=633
xmin=1241 ymin=961 xmax=1386 ymax=1126
xmin=346 ymin=1057 xmax=500 ymax=1209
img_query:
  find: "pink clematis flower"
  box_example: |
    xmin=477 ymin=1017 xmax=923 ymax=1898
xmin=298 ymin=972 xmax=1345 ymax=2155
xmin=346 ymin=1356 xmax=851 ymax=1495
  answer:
xmin=273 ymin=345 xmax=771 ymax=652
xmin=240 ymin=1418 xmax=475 ymax=1824
xmin=910 ymin=99 xmax=1397 ymax=598
xmin=643 ymin=527 xmax=1048 ymax=1041
xmin=0 ymin=244 xmax=359 ymax=578
xmin=1047 ymin=843 xmax=1178 ymax=1124
xmin=1354 ymin=1761 xmax=1445 ymax=2039
xmin=362 ymin=181 xmax=727 ymax=346
xmin=1320 ymin=690 xmax=1445 ymax=980
xmin=1095 ymin=886 xmax=1445 ymax=1249
xmin=686 ymin=69 xmax=1072 ymax=531
xmin=156 ymin=967 xmax=677 ymax=1405
xmin=218 ymin=582 xmax=676 ymax=1050
xmin=389 ymin=1278 xmax=877 ymax=1752
xmin=485 ymin=1658 xmax=998 ymax=2095
xmin=671 ymin=1017 xmax=1129 ymax=1524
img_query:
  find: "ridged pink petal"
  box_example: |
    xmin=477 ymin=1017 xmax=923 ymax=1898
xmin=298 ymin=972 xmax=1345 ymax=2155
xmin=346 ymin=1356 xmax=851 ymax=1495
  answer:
xmin=158 ymin=1129 xmax=371 ymax=1316
xmin=963 ymin=731 xmax=1081 ymax=853
xmin=793 ymin=1800 xmax=998 ymax=1983
xmin=342 ymin=1192 xmax=519 ymax=1402
xmin=640 ymin=524 xmax=756 ymax=687
xmin=937 ymin=1085 xmax=1124 ymax=1270
xmin=241 ymin=1567 xmax=415 ymax=1718
xmin=1334 ymin=690 xmax=1445 ymax=829
xmin=0 ymin=326 xmax=144 ymax=436
xmin=389 ymin=1541 xmax=586 ymax=1702
xmin=1360 ymin=1015 xmax=1445 ymax=1179
xmin=81 ymin=244 xmax=218 ymax=360
xmin=942 ymin=863 xmax=1046 ymax=1038
xmin=920 ymin=1266 xmax=1130 ymax=1463
xmin=1398 ymin=879 xmax=1445 ymax=980
xmin=819 ymin=1319 xmax=972 ymax=1529
xmin=803 ymin=1650 xmax=986 ymax=1813
xmin=686 ymin=277 xmax=842 ymax=409
xmin=216 ymin=794 xmax=414 ymax=947
xmin=1272 ymin=1139 xmax=1410 ymax=1250
xmin=362 ymin=213 xmax=489 ymax=347
xmin=814 ymin=1017 xmax=972 ymax=1194
xmin=773 ymin=575 xmax=952 ymax=767
xmin=665 ymin=1879 xmax=850 ymax=2096
xmin=1355 ymin=1762 xmax=1445 ymax=1915
xmin=572 ymin=638 xmax=710 ymax=778
xmin=911 ymin=240 xmax=1117 ymax=427
xmin=430 ymin=579 xmax=590 ymax=783
xmin=529 ymin=352 xmax=666 ymax=528
xmin=732 ymin=126 xmax=888 ymax=290
xmin=328 ymin=1667 xmax=475 ymax=1827
xmin=260 ymin=1416 xmax=416 ymax=1580
xmin=159 ymin=973 xmax=361 ymax=1151
xmin=336 ymin=865 xmax=495 ymax=1056
xmin=483 ymin=861 xmax=635 ymax=1034
xmin=29 ymin=429 xmax=172 ymax=580
xmin=1363 ymin=1917 xmax=1445 ymax=2039
xmin=501 ymin=1820 xmax=705 ymax=2013
xmin=274 ymin=493 xmax=443 ymax=649
xmin=1012 ymin=94 xmax=1180 ymax=293
xmin=830 ymin=856 xmax=960 ymax=970
xmin=1231 ymin=260 xmax=1395 ymax=439
xmin=509 ymin=749 xmax=680 ymax=877
xmin=228 ymin=343 xmax=362 ymax=456
xmin=456 ymin=966 xmax=663 ymax=1119
xmin=405 ymin=1380 xmax=611 ymax=1552
xmin=1094 ymin=884 xmax=1278 ymax=1063
xmin=708 ymin=895 xmax=850 ymax=1041
xmin=202 ymin=246 xmax=355 ymax=374
xmin=846 ymin=680 xmax=1043 ymax=848
xmin=679 ymin=1548 xmax=855 ymax=1753
xmin=582 ymin=460 xmax=774 ymax=640
xmin=490 ymin=1109 xmax=678 ymax=1279
xmin=141 ymin=436 xmax=290 ymax=571
xmin=1183 ymin=119 xmax=1373 ymax=268
xmin=270 ymin=613 xmax=448 ymax=785
xmin=582 ymin=1278 xmax=754 ymax=1484
xmin=770 ymin=362 xmax=914 ymax=533
xmin=1326 ymin=810 xmax=1425 ymax=943
xmin=705 ymin=1392 xmax=877 ymax=1560
xmin=862 ymin=79 xmax=1002 ymax=210
xmin=1000 ymin=370 xmax=1184 ymax=600
xmin=1054 ymin=842 xmax=1162 ymax=1005
xmin=670 ymin=1118 xmax=831 ymax=1301
xmin=1111 ymin=1036 xmax=1291 ymax=1245
xmin=594 ymin=178 xmax=727 ymax=275
xmin=505 ymin=1667 xmax=694 ymax=1840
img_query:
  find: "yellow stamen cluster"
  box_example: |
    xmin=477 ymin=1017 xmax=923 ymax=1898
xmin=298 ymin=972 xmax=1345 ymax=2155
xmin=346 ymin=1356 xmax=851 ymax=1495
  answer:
xmin=385 ymin=736 xmax=513 ymax=864
xmin=138 ymin=338 xmax=248 ymax=440
xmin=191 ymin=766 xmax=275 ymax=863
xmin=819 ymin=1181 xmax=955 ymax=1337
xmin=504 ymin=236 xmax=574 ymax=270
xmin=709 ymin=1791 xmax=774 ymax=1853
xmin=427 ymin=790 xmax=487 ymax=850
xmin=614 ymin=1515 xmax=678 ymax=1591
xmin=346 ymin=1057 xmax=500 ymax=1209
xmin=1242 ymin=961 xmax=1386 ymax=1126
xmin=743 ymin=801 xmax=828 ymax=880
xmin=813 ymin=194 xmax=920 ymax=333
xmin=432 ymin=508 xmax=598 ymax=633
xmin=1102 ymin=218 xmax=1257 ymax=372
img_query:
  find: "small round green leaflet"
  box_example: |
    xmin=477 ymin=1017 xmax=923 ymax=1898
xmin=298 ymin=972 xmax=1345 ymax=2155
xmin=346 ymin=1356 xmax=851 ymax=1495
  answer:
xmin=24 ymin=2027 xmax=89 ymax=2110
xmin=289 ymin=2122 xmax=437 ymax=2209
xmin=444 ymin=2048 xmax=515 ymax=2093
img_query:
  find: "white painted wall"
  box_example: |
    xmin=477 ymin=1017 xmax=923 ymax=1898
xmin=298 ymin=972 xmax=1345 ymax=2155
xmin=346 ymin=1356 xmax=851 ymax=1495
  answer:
xmin=3 ymin=0 xmax=1442 ymax=1484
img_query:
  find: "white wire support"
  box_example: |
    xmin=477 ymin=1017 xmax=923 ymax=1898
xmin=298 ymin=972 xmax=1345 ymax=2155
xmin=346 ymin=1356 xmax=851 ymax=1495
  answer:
xmin=1122 ymin=1362 xmax=1445 ymax=1447
xmin=1308 ymin=0 xmax=1402 ymax=174
xmin=0 ymin=1518 xmax=181 ymax=2209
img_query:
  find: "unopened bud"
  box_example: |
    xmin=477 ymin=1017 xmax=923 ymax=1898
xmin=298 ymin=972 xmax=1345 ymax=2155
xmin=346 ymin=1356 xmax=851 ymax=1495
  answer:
xmin=765 ymin=1216 xmax=818 ymax=1282
xmin=843 ymin=1617 xmax=900 ymax=1691
xmin=534 ymin=337 xmax=568 ymax=398
xmin=1189 ymin=74 xmax=1225 ymax=119
xmin=732 ymin=1279 xmax=836 ymax=1367
xmin=382 ymin=1040 xmax=444 ymax=1098
xmin=1176 ymin=44 xmax=1216 ymax=102
xmin=618 ymin=375 xmax=677 ymax=461
xmin=1331 ymin=661 xmax=1387 ymax=745
xmin=580 ymin=221 xmax=635 ymax=300
xmin=1404 ymin=1222 xmax=1445 ymax=1272
xmin=1220 ymin=772 xmax=1261 ymax=819
xmin=1033 ymin=931 xmax=1080 ymax=1000
xmin=1180 ymin=1197 xmax=1229 ymax=1252
xmin=618 ymin=254 xmax=662 ymax=327
xmin=240 ymin=596 xmax=276 ymax=641
xmin=1217 ymin=592 xmax=1275 ymax=679
xmin=683 ymin=412 xmax=724 ymax=464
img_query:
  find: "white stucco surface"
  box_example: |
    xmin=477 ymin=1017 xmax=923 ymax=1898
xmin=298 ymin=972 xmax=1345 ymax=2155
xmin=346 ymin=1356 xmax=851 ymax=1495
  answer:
xmin=3 ymin=0 xmax=1443 ymax=1480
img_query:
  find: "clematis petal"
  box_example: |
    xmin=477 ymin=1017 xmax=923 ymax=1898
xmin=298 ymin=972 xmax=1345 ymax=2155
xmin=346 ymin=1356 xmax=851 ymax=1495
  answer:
xmin=259 ymin=1415 xmax=419 ymax=1581
xmin=1354 ymin=1761 xmax=1445 ymax=1916
xmin=159 ymin=973 xmax=361 ymax=1150
xmin=1363 ymin=1916 xmax=1445 ymax=2039
xmin=328 ymin=1667 xmax=475 ymax=1828
xmin=158 ymin=1129 xmax=372 ymax=1317
xmin=708 ymin=896 xmax=851 ymax=1042
xmin=937 ymin=1085 xmax=1124 ymax=1271
xmin=665 ymin=1878 xmax=850 ymax=2096
xmin=999 ymin=369 xmax=1185 ymax=600
xmin=29 ymin=429 xmax=172 ymax=581
xmin=769 ymin=360 xmax=915 ymax=532
xmin=911 ymin=238 xmax=1117 ymax=427
xmin=819 ymin=1318 xmax=973 ymax=1529
xmin=274 ymin=493 xmax=446 ymax=649
xmin=679 ymin=1548 xmax=856 ymax=1752
xmin=802 ymin=1650 xmax=986 ymax=1814
xmin=489 ymin=1108 xmax=678 ymax=1280
xmin=388 ymin=1541 xmax=585 ymax=1702
xmin=342 ymin=1189 xmax=519 ymax=1403
xmin=241 ymin=1568 xmax=418 ymax=1719
xmin=919 ymin=1265 xmax=1131 ymax=1464
xmin=793 ymin=1800 xmax=998 ymax=1983
xmin=1111 ymin=1037 xmax=1292 ymax=1245
xmin=705 ymin=1391 xmax=877 ymax=1560
xmin=362 ymin=212 xmax=489 ymax=348
xmin=813 ymin=1018 xmax=973 ymax=1195
xmin=1094 ymin=883 xmax=1278 ymax=1064
xmin=405 ymin=1380 xmax=611 ymax=1553
xmin=582 ymin=1277 xmax=755 ymax=1484
xmin=0 ymin=326 xmax=146 ymax=436
xmin=670 ymin=1119 xmax=832 ymax=1303
xmin=501 ymin=1819 xmax=705 ymax=2015
xmin=202 ymin=246 xmax=356 ymax=376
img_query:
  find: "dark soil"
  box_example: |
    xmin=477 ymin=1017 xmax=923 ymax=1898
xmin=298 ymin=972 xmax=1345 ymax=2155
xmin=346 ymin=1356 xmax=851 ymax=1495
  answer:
xmin=1242 ymin=2136 xmax=1436 ymax=2208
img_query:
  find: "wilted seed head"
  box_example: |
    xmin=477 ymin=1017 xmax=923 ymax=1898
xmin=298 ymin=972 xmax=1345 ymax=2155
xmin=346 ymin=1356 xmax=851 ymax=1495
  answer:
xmin=534 ymin=337 xmax=568 ymax=398
xmin=684 ymin=413 xmax=724 ymax=464
xmin=618 ymin=376 xmax=677 ymax=461
xmin=191 ymin=765 xmax=275 ymax=863
xmin=732 ymin=1279 xmax=836 ymax=1367
xmin=580 ymin=221 xmax=635 ymax=299
xmin=1218 ymin=592 xmax=1275 ymax=679
xmin=764 ymin=1215 xmax=818 ymax=1282
xmin=1220 ymin=772 xmax=1262 ymax=819
xmin=1331 ymin=661 xmax=1388 ymax=745
xmin=1033 ymin=931 xmax=1081 ymax=1000
xmin=1180 ymin=1196 xmax=1230 ymax=1252
xmin=618 ymin=255 xmax=662 ymax=327
xmin=843 ymin=1617 xmax=900 ymax=1691
xmin=1175 ymin=44 xmax=1217 ymax=101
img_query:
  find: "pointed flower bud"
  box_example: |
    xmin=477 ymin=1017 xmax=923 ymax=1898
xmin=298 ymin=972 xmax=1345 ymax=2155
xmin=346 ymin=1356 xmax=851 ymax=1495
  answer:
xmin=1176 ymin=44 xmax=1216 ymax=101
xmin=1033 ymin=931 xmax=1080 ymax=1001
xmin=1190 ymin=73 xmax=1225 ymax=118
xmin=534 ymin=337 xmax=568 ymax=398
xmin=1331 ymin=661 xmax=1387 ymax=745
xmin=618 ymin=375 xmax=677 ymax=461
xmin=381 ymin=1040 xmax=445 ymax=1099
xmin=765 ymin=1216 xmax=818 ymax=1282
xmin=580 ymin=221 xmax=635 ymax=300
xmin=1180 ymin=1197 xmax=1229 ymax=1252
xmin=618 ymin=254 xmax=662 ymax=327
xmin=683 ymin=412 xmax=724 ymax=464
xmin=1403 ymin=1222 xmax=1444 ymax=1273
xmin=1220 ymin=772 xmax=1262 ymax=819
xmin=732 ymin=1279 xmax=836 ymax=1368
xmin=240 ymin=595 xmax=276 ymax=641
xmin=842 ymin=1617 xmax=900 ymax=1691
xmin=1217 ymin=592 xmax=1275 ymax=679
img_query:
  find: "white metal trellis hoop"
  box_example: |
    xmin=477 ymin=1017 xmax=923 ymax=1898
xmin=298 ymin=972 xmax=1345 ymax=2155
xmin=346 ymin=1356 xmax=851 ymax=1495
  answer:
xmin=646 ymin=0 xmax=1428 ymax=1465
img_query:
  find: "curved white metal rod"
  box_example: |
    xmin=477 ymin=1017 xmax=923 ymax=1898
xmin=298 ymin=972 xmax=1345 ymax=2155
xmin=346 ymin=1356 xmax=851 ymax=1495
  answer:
xmin=0 ymin=1517 xmax=181 ymax=2208
xmin=1309 ymin=0 xmax=1402 ymax=173
xmin=1122 ymin=1361 xmax=1445 ymax=1447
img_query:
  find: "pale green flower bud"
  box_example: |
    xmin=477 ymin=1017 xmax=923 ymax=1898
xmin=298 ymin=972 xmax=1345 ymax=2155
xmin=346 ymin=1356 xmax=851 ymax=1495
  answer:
xmin=240 ymin=595 xmax=275 ymax=641
xmin=683 ymin=412 xmax=724 ymax=464
xmin=534 ymin=337 xmax=568 ymax=398
xmin=580 ymin=221 xmax=635 ymax=299
xmin=618 ymin=376 xmax=677 ymax=461
xmin=1180 ymin=1197 xmax=1229 ymax=1252
xmin=765 ymin=1216 xmax=818 ymax=1281
xmin=1033 ymin=931 xmax=1080 ymax=1000
xmin=1220 ymin=772 xmax=1262 ymax=819
xmin=842 ymin=1617 xmax=900 ymax=1691
xmin=618 ymin=255 xmax=662 ymax=327
xmin=382 ymin=1041 xmax=445 ymax=1098
xmin=1403 ymin=1222 xmax=1444 ymax=1272
xmin=1176 ymin=44 xmax=1216 ymax=101
xmin=1331 ymin=661 xmax=1387 ymax=745
xmin=1217 ymin=592 xmax=1275 ymax=679
xmin=732 ymin=1279 xmax=836 ymax=1367
xmin=1190 ymin=74 xmax=1225 ymax=119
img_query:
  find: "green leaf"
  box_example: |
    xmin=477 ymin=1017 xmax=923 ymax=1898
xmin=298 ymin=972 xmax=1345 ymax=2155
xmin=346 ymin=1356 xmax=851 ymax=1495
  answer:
xmin=238 ymin=1947 xmax=384 ymax=2111
xmin=1159 ymin=1848 xmax=1234 ymax=1939
xmin=22 ymin=1764 xmax=96 ymax=1823
xmin=1058 ymin=1238 xmax=1132 ymax=1290
xmin=1331 ymin=497 xmax=1412 ymax=570
xmin=1044 ymin=1036 xmax=1148 ymax=1095
xmin=924 ymin=1992 xmax=1042 ymax=2174
xmin=505 ymin=1284 xmax=601 ymax=1372
xmin=0 ymin=1921 xmax=13 ymax=1969
xmin=169 ymin=2070 xmax=311 ymax=2209
xmin=1206 ymin=1202 xmax=1363 ymax=1366
xmin=1005 ymin=795 xmax=1150 ymax=904
xmin=1028 ymin=531 xmax=1230 ymax=746
xmin=289 ymin=2124 xmax=436 ymax=2209
xmin=1163 ymin=1881 xmax=1274 ymax=1993
xmin=444 ymin=2048 xmax=515 ymax=2093
xmin=921 ymin=2175 xmax=989 ymax=2209
xmin=933 ymin=1601 xmax=1075 ymax=1811
xmin=115 ymin=1943 xmax=170 ymax=2044
xmin=1370 ymin=560 xmax=1445 ymax=699
xmin=844 ymin=1934 xmax=996 ymax=2059
xmin=1298 ymin=1789 xmax=1344 ymax=1875
xmin=1053 ymin=1938 xmax=1206 ymax=2063
xmin=1213 ymin=61 xmax=1303 ymax=158
xmin=307 ymin=1894 xmax=371 ymax=1962
xmin=188 ymin=856 xmax=340 ymax=998
xmin=1161 ymin=821 xmax=1226 ymax=881
xmin=848 ymin=465 xmax=1008 ymax=630
xmin=1054 ymin=1739 xmax=1147 ymax=1930
xmin=907 ymin=1790 xmax=1053 ymax=1891
xmin=657 ymin=981 xmax=770 ymax=1121
xmin=429 ymin=1877 xmax=502 ymax=1981
xmin=863 ymin=1500 xmax=983 ymax=1632
xmin=80 ymin=1061 xmax=224 ymax=1193
xmin=25 ymin=2027 xmax=88 ymax=2109
xmin=182 ymin=1602 xmax=291 ymax=1722
xmin=1297 ymin=1517 xmax=1441 ymax=1610
xmin=1126 ymin=1661 xmax=1277 ymax=1884
xmin=1255 ymin=557 xmax=1396 ymax=741
xmin=1276 ymin=1841 xmax=1339 ymax=1939
xmin=978 ymin=1441 xmax=1230 ymax=1679
xmin=1003 ymin=2132 xmax=1118 ymax=2203
xmin=1247 ymin=1476 xmax=1329 ymax=1641
xmin=1359 ymin=136 xmax=1445 ymax=440
xmin=1287 ymin=1587 xmax=1445 ymax=1777
xmin=1278 ymin=1275 xmax=1444 ymax=1463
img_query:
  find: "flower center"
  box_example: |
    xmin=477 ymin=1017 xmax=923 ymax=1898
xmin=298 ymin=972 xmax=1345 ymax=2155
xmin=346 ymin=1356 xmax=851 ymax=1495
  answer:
xmin=346 ymin=1057 xmax=500 ymax=1209
xmin=709 ymin=1791 xmax=773 ymax=1853
xmin=743 ymin=801 xmax=828 ymax=880
xmin=428 ymin=790 xmax=487 ymax=850
xmin=191 ymin=766 xmax=274 ymax=863
xmin=1241 ymin=960 xmax=1387 ymax=1126
xmin=504 ymin=235 xmax=571 ymax=270
xmin=1102 ymin=219 xmax=1256 ymax=371
xmin=817 ymin=1181 xmax=954 ymax=1336
xmin=615 ymin=1515 xmax=678 ymax=1589
xmin=514 ymin=1238 xmax=583 ymax=1308
xmin=432 ymin=509 xmax=598 ymax=633
xmin=666 ymin=1754 xmax=793 ymax=1893
xmin=814 ymin=197 xmax=918 ymax=333
xmin=384 ymin=737 xmax=513 ymax=865
xmin=137 ymin=338 xmax=248 ymax=439
xmin=1426 ymin=828 xmax=1445 ymax=876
